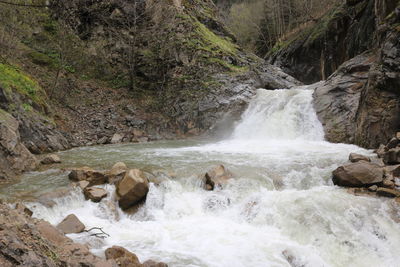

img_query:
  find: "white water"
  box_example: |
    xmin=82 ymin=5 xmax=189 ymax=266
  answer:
xmin=26 ymin=87 xmax=400 ymax=267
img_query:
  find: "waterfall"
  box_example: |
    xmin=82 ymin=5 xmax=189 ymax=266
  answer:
xmin=232 ymin=87 xmax=324 ymax=141
xmin=20 ymin=86 xmax=400 ymax=267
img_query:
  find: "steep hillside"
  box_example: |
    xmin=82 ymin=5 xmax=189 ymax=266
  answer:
xmin=0 ymin=0 xmax=299 ymax=181
xmin=313 ymin=0 xmax=400 ymax=148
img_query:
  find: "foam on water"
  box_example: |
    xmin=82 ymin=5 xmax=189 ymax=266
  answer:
xmin=26 ymin=86 xmax=400 ymax=267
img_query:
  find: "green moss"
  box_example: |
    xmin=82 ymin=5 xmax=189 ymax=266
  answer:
xmin=208 ymin=58 xmax=248 ymax=72
xmin=0 ymin=63 xmax=45 ymax=105
xmin=27 ymin=51 xmax=55 ymax=67
xmin=193 ymin=19 xmax=238 ymax=55
xmin=22 ymin=103 xmax=33 ymax=112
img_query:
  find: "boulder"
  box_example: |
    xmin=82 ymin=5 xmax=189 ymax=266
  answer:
xmin=376 ymin=144 xmax=387 ymax=158
xmin=203 ymin=165 xmax=233 ymax=190
xmin=106 ymin=162 xmax=128 ymax=184
xmin=376 ymin=188 xmax=400 ymax=198
xmin=332 ymin=162 xmax=384 ymax=187
xmin=349 ymin=153 xmax=370 ymax=163
xmin=83 ymin=187 xmax=107 ymax=202
xmin=116 ymin=169 xmax=149 ymax=210
xmin=68 ymin=167 xmax=107 ymax=186
xmin=111 ymin=133 xmax=124 ymax=144
xmin=105 ymin=246 xmax=141 ymax=267
xmin=383 ymin=147 xmax=400 ymax=165
xmin=368 ymin=185 xmax=378 ymax=192
xmin=41 ymin=154 xmax=61 ymax=164
xmin=78 ymin=180 xmax=90 ymax=190
xmin=56 ymin=214 xmax=85 ymax=234
xmin=385 ymin=165 xmax=400 ymax=177
xmin=382 ymin=179 xmax=395 ymax=189
xmin=387 ymin=137 xmax=400 ymax=149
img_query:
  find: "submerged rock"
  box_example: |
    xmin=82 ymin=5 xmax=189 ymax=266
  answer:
xmin=84 ymin=187 xmax=107 ymax=202
xmin=349 ymin=153 xmax=370 ymax=163
xmin=116 ymin=169 xmax=149 ymax=210
xmin=203 ymin=165 xmax=233 ymax=190
xmin=57 ymin=214 xmax=85 ymax=234
xmin=332 ymin=162 xmax=384 ymax=187
xmin=41 ymin=154 xmax=61 ymax=164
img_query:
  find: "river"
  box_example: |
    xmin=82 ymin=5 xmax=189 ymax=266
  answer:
xmin=2 ymin=86 xmax=400 ymax=266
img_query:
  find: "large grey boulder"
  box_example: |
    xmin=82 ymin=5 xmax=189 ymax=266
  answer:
xmin=332 ymin=162 xmax=384 ymax=187
xmin=56 ymin=214 xmax=85 ymax=234
xmin=116 ymin=169 xmax=149 ymax=210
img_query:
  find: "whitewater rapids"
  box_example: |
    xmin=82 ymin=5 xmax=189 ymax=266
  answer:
xmin=15 ymin=87 xmax=400 ymax=266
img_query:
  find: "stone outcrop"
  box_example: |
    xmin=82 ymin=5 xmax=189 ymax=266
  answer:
xmin=0 ymin=202 xmax=114 ymax=266
xmin=313 ymin=53 xmax=373 ymax=144
xmin=116 ymin=169 xmax=149 ymax=210
xmin=268 ymin=0 xmax=377 ymax=84
xmin=56 ymin=214 xmax=85 ymax=234
xmin=0 ymin=109 xmax=38 ymax=181
xmin=332 ymin=162 xmax=384 ymax=187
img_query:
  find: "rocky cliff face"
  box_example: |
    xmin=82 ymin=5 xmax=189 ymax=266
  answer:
xmin=0 ymin=109 xmax=38 ymax=182
xmin=268 ymin=0 xmax=377 ymax=84
xmin=312 ymin=0 xmax=400 ymax=148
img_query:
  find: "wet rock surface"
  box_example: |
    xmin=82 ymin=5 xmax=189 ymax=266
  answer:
xmin=84 ymin=187 xmax=108 ymax=202
xmin=116 ymin=169 xmax=149 ymax=210
xmin=0 ymin=202 xmax=114 ymax=266
xmin=336 ymin=133 xmax=400 ymax=198
xmin=332 ymin=162 xmax=384 ymax=187
xmin=202 ymin=165 xmax=233 ymax=190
